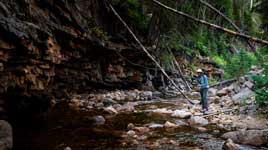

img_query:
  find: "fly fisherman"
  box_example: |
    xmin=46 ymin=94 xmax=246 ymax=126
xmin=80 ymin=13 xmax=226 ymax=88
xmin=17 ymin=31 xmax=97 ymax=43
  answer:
xmin=196 ymin=69 xmax=209 ymax=113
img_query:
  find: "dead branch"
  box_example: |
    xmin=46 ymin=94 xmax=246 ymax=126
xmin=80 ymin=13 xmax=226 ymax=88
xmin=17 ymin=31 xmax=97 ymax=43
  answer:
xmin=153 ymin=0 xmax=268 ymax=45
xmin=109 ymin=3 xmax=194 ymax=104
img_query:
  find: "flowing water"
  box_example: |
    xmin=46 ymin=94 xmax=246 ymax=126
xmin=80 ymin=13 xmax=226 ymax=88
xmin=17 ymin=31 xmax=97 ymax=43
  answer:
xmin=12 ymin=100 xmax=268 ymax=150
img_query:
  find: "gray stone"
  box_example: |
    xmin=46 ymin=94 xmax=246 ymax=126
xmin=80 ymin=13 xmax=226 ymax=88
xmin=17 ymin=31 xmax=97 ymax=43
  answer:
xmin=171 ymin=110 xmax=192 ymax=119
xmin=127 ymin=123 xmax=135 ymax=130
xmin=232 ymin=88 xmax=254 ymax=104
xmin=164 ymin=121 xmax=177 ymax=128
xmin=190 ymin=92 xmax=200 ymax=98
xmin=152 ymin=91 xmax=162 ymax=97
xmin=127 ymin=130 xmax=136 ymax=137
xmin=222 ymin=139 xmax=240 ymax=150
xmin=208 ymin=88 xmax=217 ymax=96
xmin=141 ymin=91 xmax=153 ymax=100
xmin=217 ymin=88 xmax=229 ymax=97
xmin=244 ymin=81 xmax=254 ymax=89
xmin=188 ymin=116 xmax=208 ymax=127
xmin=0 ymin=120 xmax=12 ymax=150
xmin=221 ymin=130 xmax=268 ymax=146
xmin=104 ymin=106 xmax=118 ymax=114
xmin=94 ymin=116 xmax=106 ymax=125
xmin=148 ymin=123 xmax=164 ymax=129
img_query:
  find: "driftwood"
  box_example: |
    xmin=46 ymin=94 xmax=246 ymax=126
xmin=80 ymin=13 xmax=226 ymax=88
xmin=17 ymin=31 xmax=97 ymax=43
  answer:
xmin=152 ymin=0 xmax=268 ymax=45
xmin=199 ymin=0 xmax=255 ymax=51
xmin=109 ymin=4 xmax=194 ymax=104
xmin=210 ymin=78 xmax=237 ymax=88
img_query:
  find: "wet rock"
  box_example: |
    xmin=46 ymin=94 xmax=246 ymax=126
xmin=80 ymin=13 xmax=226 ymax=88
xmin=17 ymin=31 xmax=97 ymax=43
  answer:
xmin=102 ymin=98 xmax=117 ymax=106
xmin=64 ymin=147 xmax=72 ymax=150
xmin=104 ymin=106 xmax=118 ymax=114
xmin=117 ymin=102 xmax=135 ymax=112
xmin=127 ymin=130 xmax=136 ymax=137
xmin=94 ymin=116 xmax=106 ymax=125
xmin=188 ymin=116 xmax=208 ymax=127
xmin=232 ymin=88 xmax=254 ymax=104
xmin=197 ymin=127 xmax=207 ymax=132
xmin=221 ymin=129 xmax=268 ymax=146
xmin=148 ymin=123 xmax=164 ymax=129
xmin=151 ymin=108 xmax=173 ymax=114
xmin=0 ymin=120 xmax=12 ymax=150
xmin=95 ymin=102 xmax=104 ymax=108
xmin=164 ymin=121 xmax=177 ymax=128
xmin=223 ymin=139 xmax=240 ymax=150
xmin=127 ymin=123 xmax=135 ymax=130
xmin=244 ymin=81 xmax=254 ymax=89
xmin=171 ymin=110 xmax=192 ymax=119
xmin=134 ymin=127 xmax=150 ymax=134
xmin=125 ymin=91 xmax=137 ymax=101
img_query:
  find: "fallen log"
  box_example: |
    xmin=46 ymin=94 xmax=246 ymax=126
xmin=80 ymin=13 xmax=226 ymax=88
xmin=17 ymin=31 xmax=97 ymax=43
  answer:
xmin=109 ymin=3 xmax=194 ymax=104
xmin=152 ymin=0 xmax=268 ymax=45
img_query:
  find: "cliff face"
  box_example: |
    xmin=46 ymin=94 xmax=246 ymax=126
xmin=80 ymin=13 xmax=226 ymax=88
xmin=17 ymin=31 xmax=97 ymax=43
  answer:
xmin=0 ymin=0 xmax=150 ymax=119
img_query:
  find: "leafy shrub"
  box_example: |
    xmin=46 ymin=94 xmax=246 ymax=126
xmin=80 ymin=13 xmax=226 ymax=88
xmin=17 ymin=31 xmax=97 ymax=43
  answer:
xmin=252 ymin=75 xmax=268 ymax=106
xmin=225 ymin=50 xmax=257 ymax=78
xmin=212 ymin=55 xmax=227 ymax=66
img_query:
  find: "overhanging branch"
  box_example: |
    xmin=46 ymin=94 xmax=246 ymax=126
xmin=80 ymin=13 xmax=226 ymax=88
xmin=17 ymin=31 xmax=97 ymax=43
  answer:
xmin=153 ymin=0 xmax=268 ymax=45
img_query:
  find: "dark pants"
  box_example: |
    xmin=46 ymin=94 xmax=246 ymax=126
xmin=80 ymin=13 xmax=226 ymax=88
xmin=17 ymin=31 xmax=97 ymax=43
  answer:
xmin=200 ymin=88 xmax=208 ymax=110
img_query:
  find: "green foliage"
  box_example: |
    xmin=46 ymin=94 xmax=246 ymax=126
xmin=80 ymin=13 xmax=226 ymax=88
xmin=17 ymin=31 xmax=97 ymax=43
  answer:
xmin=126 ymin=0 xmax=149 ymax=31
xmin=252 ymin=75 xmax=268 ymax=106
xmin=225 ymin=50 xmax=257 ymax=78
xmin=212 ymin=55 xmax=227 ymax=66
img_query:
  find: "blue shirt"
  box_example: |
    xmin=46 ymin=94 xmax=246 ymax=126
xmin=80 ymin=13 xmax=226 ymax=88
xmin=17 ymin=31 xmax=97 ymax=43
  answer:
xmin=198 ymin=75 xmax=209 ymax=89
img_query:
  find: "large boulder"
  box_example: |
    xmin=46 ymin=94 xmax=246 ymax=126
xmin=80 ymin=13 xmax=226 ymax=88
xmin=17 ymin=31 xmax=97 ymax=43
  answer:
xmin=188 ymin=116 xmax=208 ymax=127
xmin=232 ymin=88 xmax=254 ymax=104
xmin=216 ymin=88 xmax=229 ymax=97
xmin=221 ymin=129 xmax=268 ymax=146
xmin=171 ymin=110 xmax=192 ymax=119
xmin=0 ymin=120 xmax=12 ymax=150
xmin=208 ymin=88 xmax=217 ymax=96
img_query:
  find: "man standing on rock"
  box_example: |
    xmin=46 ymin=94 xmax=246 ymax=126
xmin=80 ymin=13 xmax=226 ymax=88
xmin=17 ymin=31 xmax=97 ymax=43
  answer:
xmin=196 ymin=69 xmax=209 ymax=113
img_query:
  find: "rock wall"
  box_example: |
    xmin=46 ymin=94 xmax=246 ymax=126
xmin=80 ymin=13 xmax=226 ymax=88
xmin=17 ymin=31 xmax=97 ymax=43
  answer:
xmin=0 ymin=0 xmax=151 ymax=119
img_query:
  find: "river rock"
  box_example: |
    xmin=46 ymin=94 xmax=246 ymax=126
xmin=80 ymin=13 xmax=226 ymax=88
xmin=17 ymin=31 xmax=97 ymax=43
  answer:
xmin=152 ymin=108 xmax=173 ymax=114
xmin=188 ymin=116 xmax=208 ymax=127
xmin=134 ymin=127 xmax=150 ymax=134
xmin=127 ymin=130 xmax=136 ymax=137
xmin=104 ymin=106 xmax=118 ymax=114
xmin=221 ymin=129 xmax=268 ymax=146
xmin=232 ymin=88 xmax=254 ymax=104
xmin=208 ymin=88 xmax=217 ymax=96
xmin=171 ymin=110 xmax=192 ymax=119
xmin=164 ymin=121 xmax=177 ymax=128
xmin=64 ymin=147 xmax=72 ymax=150
xmin=127 ymin=123 xmax=135 ymax=130
xmin=175 ymin=119 xmax=188 ymax=126
xmin=152 ymin=91 xmax=162 ymax=97
xmin=141 ymin=91 xmax=153 ymax=100
xmin=217 ymin=88 xmax=229 ymax=97
xmin=222 ymin=139 xmax=240 ymax=150
xmin=0 ymin=120 xmax=12 ymax=150
xmin=190 ymin=92 xmax=200 ymax=98
xmin=94 ymin=116 xmax=106 ymax=125
xmin=148 ymin=123 xmax=164 ymax=129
